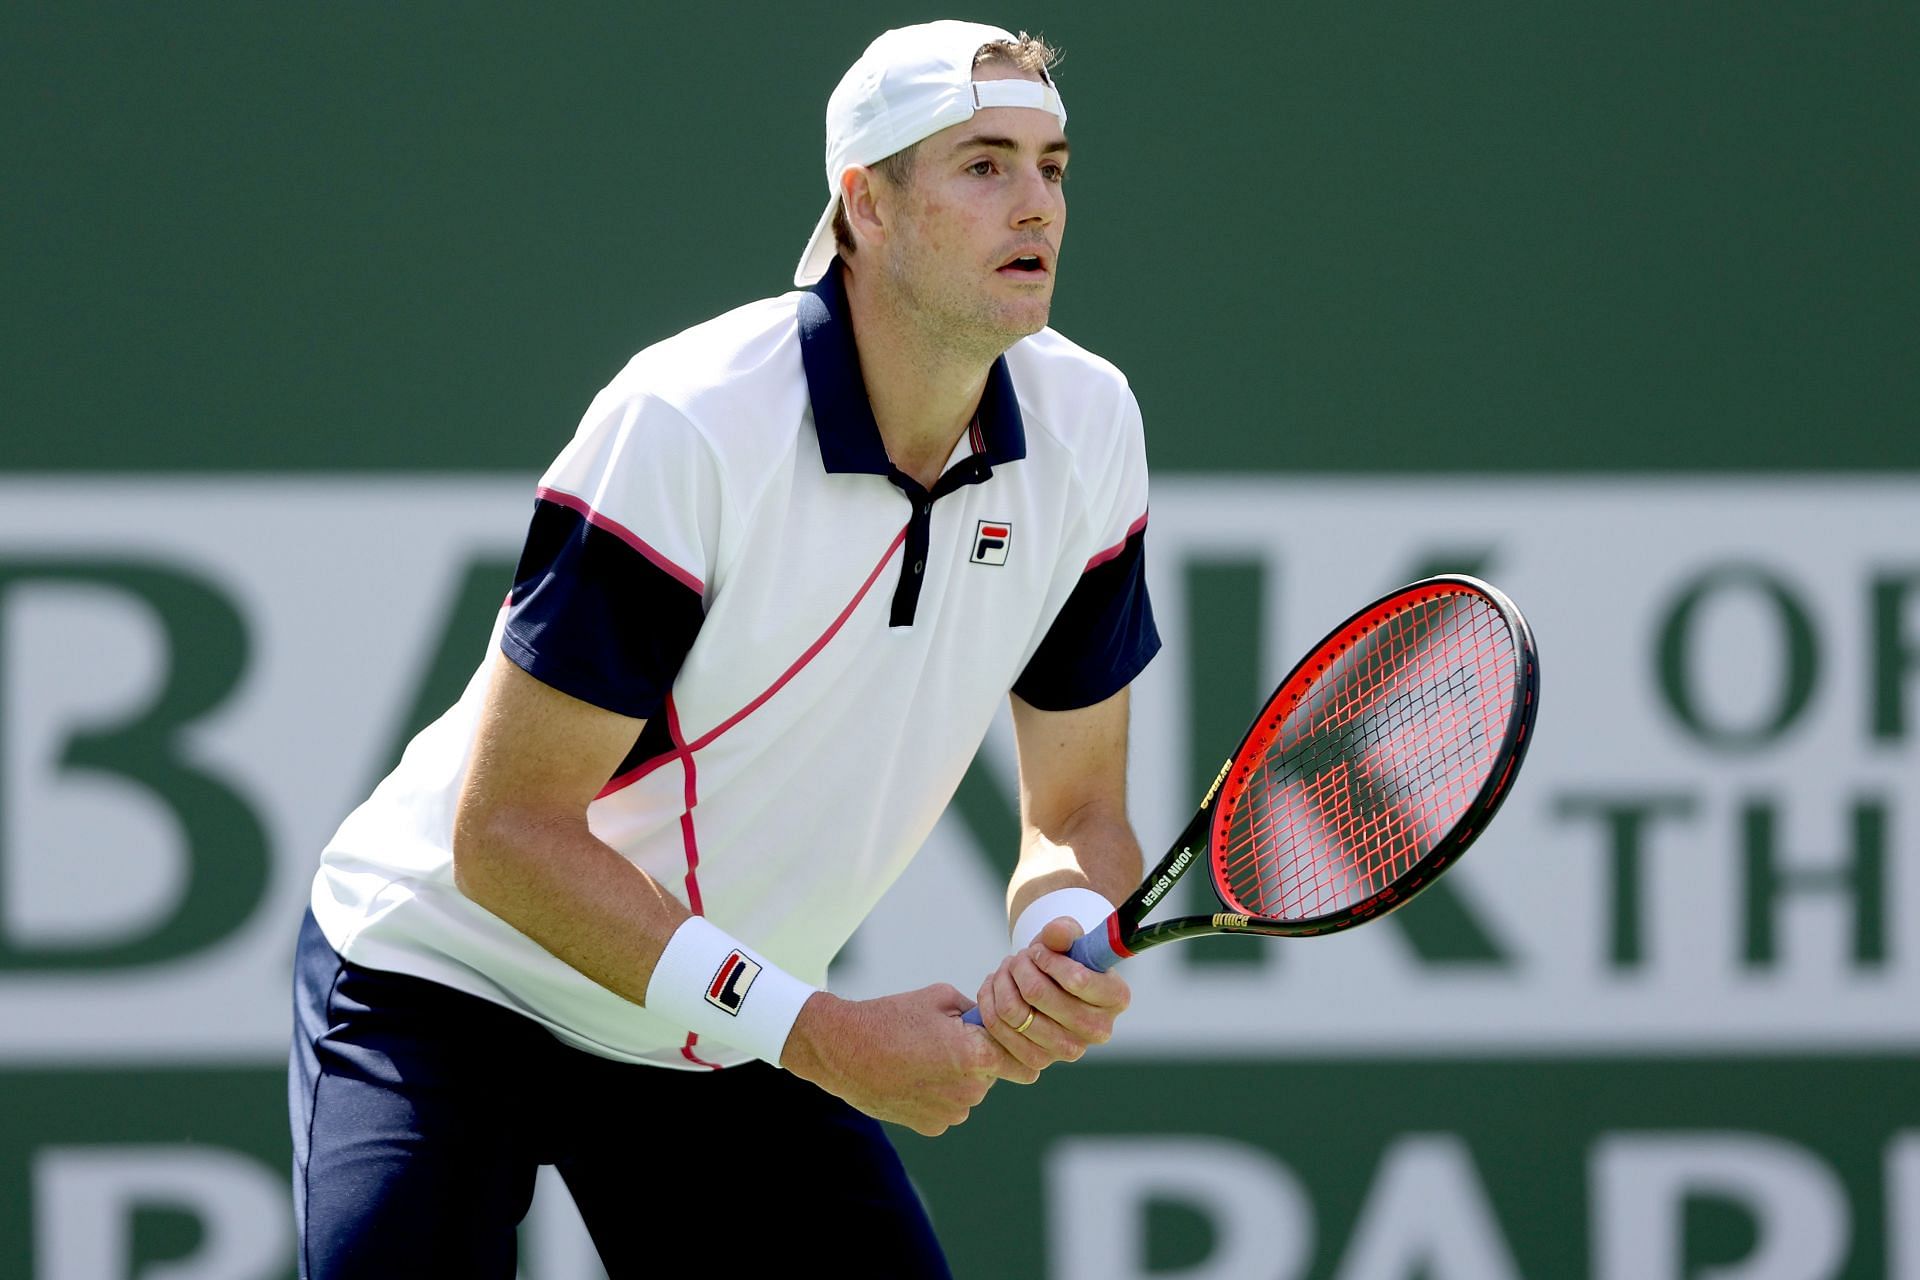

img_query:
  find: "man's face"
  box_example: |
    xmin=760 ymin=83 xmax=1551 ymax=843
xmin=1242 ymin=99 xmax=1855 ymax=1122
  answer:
xmin=876 ymin=63 xmax=1069 ymax=351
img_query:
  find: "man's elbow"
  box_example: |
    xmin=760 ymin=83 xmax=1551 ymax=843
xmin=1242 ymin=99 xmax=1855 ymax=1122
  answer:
xmin=450 ymin=800 xmax=519 ymax=906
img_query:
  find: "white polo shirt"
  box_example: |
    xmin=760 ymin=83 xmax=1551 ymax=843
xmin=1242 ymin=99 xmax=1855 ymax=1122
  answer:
xmin=310 ymin=262 xmax=1159 ymax=1069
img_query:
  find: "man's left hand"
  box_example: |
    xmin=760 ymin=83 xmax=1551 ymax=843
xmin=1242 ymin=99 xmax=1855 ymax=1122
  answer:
xmin=970 ymin=916 xmax=1130 ymax=1083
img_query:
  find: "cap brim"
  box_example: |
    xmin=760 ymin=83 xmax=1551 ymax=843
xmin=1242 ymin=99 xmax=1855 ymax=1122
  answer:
xmin=794 ymin=195 xmax=841 ymax=287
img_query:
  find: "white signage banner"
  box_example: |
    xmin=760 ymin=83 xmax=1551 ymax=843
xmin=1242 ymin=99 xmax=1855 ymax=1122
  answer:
xmin=0 ymin=477 xmax=1913 ymax=1062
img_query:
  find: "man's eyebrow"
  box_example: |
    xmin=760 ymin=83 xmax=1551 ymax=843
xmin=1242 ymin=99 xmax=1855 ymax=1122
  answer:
xmin=948 ymin=133 xmax=1071 ymax=156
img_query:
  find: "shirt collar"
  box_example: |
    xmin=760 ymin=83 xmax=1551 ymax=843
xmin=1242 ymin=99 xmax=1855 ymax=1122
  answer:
xmin=797 ymin=261 xmax=1028 ymax=477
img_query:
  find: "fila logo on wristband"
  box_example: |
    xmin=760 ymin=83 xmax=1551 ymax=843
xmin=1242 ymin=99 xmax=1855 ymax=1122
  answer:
xmin=705 ymin=950 xmax=762 ymax=1015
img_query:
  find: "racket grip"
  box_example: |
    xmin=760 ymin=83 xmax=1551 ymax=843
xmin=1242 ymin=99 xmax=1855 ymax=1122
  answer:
xmin=1066 ymin=926 xmax=1122 ymax=973
xmin=960 ymin=920 xmax=1124 ymax=1026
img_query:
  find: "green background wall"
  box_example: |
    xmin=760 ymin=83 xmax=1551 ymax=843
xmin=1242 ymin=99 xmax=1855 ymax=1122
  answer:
xmin=5 ymin=3 xmax=1913 ymax=475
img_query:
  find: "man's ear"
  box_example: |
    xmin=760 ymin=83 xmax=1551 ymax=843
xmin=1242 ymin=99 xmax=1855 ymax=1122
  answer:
xmin=842 ymin=164 xmax=889 ymax=256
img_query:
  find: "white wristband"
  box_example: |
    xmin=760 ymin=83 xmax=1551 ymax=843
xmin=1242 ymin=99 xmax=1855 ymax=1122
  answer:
xmin=644 ymin=917 xmax=818 ymax=1067
xmin=1011 ymin=887 xmax=1117 ymax=951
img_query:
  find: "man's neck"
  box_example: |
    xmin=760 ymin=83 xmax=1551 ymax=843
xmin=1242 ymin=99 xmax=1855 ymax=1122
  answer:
xmin=842 ymin=264 xmax=1002 ymax=491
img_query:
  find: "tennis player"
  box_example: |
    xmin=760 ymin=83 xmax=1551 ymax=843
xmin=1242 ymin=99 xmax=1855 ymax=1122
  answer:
xmin=290 ymin=20 xmax=1159 ymax=1276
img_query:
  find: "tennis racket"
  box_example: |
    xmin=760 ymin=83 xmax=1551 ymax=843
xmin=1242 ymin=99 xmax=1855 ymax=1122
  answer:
xmin=966 ymin=572 xmax=1538 ymax=1017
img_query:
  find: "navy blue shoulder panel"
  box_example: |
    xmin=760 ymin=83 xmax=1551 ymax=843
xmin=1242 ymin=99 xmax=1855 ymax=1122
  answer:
xmin=500 ymin=497 xmax=705 ymax=721
xmin=1013 ymin=527 xmax=1161 ymax=711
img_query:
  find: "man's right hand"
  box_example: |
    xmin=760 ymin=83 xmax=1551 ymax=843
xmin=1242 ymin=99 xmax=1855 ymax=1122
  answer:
xmin=779 ymin=987 xmax=1006 ymax=1136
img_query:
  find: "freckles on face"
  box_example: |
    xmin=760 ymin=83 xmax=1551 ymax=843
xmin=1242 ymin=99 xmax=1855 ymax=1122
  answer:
xmin=912 ymin=194 xmax=975 ymax=254
xmin=915 ymin=197 xmax=955 ymax=247
xmin=909 ymin=189 xmax=1014 ymax=274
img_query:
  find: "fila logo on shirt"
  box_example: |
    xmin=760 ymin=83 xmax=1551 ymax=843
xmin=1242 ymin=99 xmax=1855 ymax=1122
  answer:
xmin=705 ymin=950 xmax=762 ymax=1015
xmin=971 ymin=520 xmax=1012 ymax=566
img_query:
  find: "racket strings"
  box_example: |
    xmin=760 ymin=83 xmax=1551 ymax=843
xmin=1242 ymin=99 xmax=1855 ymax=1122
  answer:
xmin=1230 ymin=695 xmax=1468 ymax=913
xmin=1215 ymin=593 xmax=1517 ymax=920
xmin=1228 ymin=600 xmax=1473 ymax=868
xmin=1262 ymin=601 xmax=1506 ymax=911
xmin=1252 ymin=601 xmax=1508 ymax=913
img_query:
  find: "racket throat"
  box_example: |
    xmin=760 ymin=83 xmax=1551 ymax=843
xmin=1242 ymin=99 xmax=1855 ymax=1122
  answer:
xmin=1136 ymin=844 xmax=1199 ymax=913
xmin=1121 ymin=803 xmax=1215 ymax=934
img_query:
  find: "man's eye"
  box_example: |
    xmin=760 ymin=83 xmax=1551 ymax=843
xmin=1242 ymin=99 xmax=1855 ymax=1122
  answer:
xmin=969 ymin=160 xmax=995 ymax=176
xmin=1044 ymin=165 xmax=1066 ymax=183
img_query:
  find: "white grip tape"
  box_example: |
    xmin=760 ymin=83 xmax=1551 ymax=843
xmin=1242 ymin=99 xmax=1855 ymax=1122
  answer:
xmin=644 ymin=917 xmax=817 ymax=1066
xmin=1011 ymin=887 xmax=1117 ymax=952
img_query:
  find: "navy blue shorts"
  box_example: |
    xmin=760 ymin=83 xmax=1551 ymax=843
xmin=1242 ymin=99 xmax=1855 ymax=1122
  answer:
xmin=288 ymin=908 xmax=950 ymax=1278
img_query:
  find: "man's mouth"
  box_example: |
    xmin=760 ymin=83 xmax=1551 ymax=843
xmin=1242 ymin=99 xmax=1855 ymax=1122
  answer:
xmin=998 ymin=253 xmax=1049 ymax=276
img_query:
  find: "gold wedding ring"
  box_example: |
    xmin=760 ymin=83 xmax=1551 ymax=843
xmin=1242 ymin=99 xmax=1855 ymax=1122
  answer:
xmin=1013 ymin=1009 xmax=1036 ymax=1035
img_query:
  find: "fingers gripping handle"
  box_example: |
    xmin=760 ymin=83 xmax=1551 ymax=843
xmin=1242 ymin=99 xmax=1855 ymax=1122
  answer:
xmin=960 ymin=923 xmax=1124 ymax=1026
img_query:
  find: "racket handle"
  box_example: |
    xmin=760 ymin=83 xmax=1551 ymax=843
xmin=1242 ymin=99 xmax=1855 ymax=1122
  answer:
xmin=1066 ymin=926 xmax=1123 ymax=973
xmin=960 ymin=921 xmax=1124 ymax=1026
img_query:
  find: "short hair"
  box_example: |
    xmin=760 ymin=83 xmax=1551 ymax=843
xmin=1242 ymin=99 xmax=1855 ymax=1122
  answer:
xmin=830 ymin=33 xmax=1062 ymax=257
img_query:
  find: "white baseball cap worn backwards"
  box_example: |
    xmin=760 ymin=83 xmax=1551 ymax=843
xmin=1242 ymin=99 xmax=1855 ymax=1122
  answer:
xmin=793 ymin=19 xmax=1068 ymax=287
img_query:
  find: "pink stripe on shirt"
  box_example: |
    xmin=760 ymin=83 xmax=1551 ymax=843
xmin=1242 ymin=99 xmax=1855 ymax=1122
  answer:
xmin=1084 ymin=510 xmax=1149 ymax=573
xmin=594 ymin=524 xmax=909 ymax=800
xmin=535 ymin=486 xmax=706 ymax=597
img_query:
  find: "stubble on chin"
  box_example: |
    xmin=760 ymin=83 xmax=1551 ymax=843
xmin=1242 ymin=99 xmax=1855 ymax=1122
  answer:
xmin=883 ymin=246 xmax=1052 ymax=358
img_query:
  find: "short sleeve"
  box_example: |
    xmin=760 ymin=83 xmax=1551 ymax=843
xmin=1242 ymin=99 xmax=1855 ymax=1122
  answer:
xmin=500 ymin=390 xmax=722 ymax=720
xmin=1012 ymin=387 xmax=1161 ymax=711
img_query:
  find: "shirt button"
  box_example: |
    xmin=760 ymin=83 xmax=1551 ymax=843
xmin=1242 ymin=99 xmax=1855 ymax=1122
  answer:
xmin=920 ymin=503 xmax=931 ymax=516
xmin=913 ymin=560 xmax=924 ymax=574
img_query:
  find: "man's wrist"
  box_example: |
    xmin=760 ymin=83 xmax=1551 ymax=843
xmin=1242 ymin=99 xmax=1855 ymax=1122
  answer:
xmin=644 ymin=917 xmax=818 ymax=1066
xmin=776 ymin=990 xmax=847 ymax=1087
xmin=1011 ymin=887 xmax=1116 ymax=951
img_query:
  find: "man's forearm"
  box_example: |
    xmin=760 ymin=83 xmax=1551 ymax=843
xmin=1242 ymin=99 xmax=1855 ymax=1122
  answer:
xmin=1007 ymin=801 xmax=1144 ymax=932
xmin=452 ymin=807 xmax=691 ymax=1006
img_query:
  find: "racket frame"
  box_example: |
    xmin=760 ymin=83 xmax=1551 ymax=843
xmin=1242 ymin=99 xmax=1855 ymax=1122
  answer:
xmin=1100 ymin=574 xmax=1539 ymax=962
